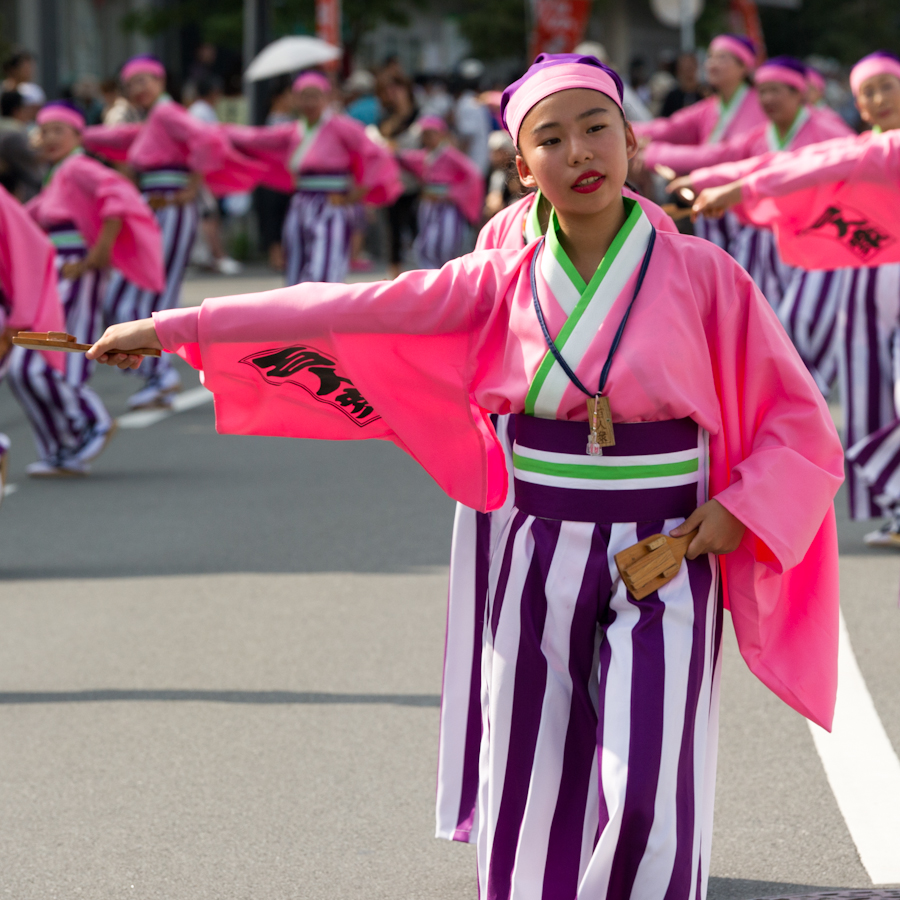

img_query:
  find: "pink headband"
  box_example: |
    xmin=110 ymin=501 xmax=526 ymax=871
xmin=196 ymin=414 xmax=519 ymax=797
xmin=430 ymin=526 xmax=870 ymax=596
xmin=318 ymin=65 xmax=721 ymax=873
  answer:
xmin=36 ymin=105 xmax=85 ymax=132
xmin=850 ymin=56 xmax=900 ymax=97
xmin=807 ymin=69 xmax=826 ymax=93
xmin=293 ymin=72 xmax=331 ymax=94
xmin=418 ymin=115 xmax=448 ymax=132
xmin=121 ymin=58 xmax=165 ymax=83
xmin=755 ymin=64 xmax=808 ymax=93
xmin=709 ymin=36 xmax=757 ymax=71
xmin=504 ymin=62 xmax=623 ymax=143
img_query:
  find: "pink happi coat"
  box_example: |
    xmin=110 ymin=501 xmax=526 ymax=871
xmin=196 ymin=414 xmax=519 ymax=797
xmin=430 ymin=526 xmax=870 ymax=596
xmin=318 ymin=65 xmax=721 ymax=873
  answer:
xmin=476 ymin=188 xmax=678 ymax=249
xmin=399 ymin=144 xmax=485 ymax=224
xmin=27 ymin=152 xmax=165 ymax=292
xmin=83 ymin=98 xmax=268 ymax=196
xmin=0 ymin=185 xmax=65 ymax=371
xmin=644 ymin=105 xmax=852 ymax=177
xmin=153 ymin=224 xmax=843 ymax=730
xmin=224 ymin=114 xmax=403 ymax=205
xmin=633 ymin=88 xmax=766 ymax=149
xmin=727 ymin=129 xmax=900 ymax=269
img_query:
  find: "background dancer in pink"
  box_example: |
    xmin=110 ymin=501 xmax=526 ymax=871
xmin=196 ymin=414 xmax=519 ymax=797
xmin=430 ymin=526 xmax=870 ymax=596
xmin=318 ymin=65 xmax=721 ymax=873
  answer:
xmin=633 ymin=33 xmax=765 ymax=254
xmin=89 ymin=54 xmax=842 ymax=900
xmin=227 ymin=71 xmax=402 ymax=286
xmin=397 ymin=116 xmax=484 ymax=269
xmin=693 ymin=51 xmax=900 ymax=545
xmin=7 ymin=101 xmax=163 ymax=476
xmin=84 ymin=55 xmax=262 ymax=410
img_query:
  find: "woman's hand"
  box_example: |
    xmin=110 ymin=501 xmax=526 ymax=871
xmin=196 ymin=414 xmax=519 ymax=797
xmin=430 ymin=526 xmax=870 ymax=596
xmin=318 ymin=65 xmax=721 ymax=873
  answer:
xmin=86 ymin=319 xmax=162 ymax=370
xmin=666 ymin=175 xmax=695 ymax=199
xmin=670 ymin=499 xmax=746 ymax=559
xmin=692 ymin=182 xmax=743 ymax=220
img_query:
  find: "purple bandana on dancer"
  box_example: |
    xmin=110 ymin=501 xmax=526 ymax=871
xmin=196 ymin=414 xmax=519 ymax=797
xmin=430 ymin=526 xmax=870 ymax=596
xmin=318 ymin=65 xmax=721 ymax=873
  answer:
xmin=121 ymin=54 xmax=166 ymax=83
xmin=709 ymin=34 xmax=758 ymax=71
xmin=36 ymin=100 xmax=86 ymax=132
xmin=500 ymin=53 xmax=624 ymax=143
xmin=850 ymin=51 xmax=900 ymax=96
xmin=755 ymin=56 xmax=808 ymax=93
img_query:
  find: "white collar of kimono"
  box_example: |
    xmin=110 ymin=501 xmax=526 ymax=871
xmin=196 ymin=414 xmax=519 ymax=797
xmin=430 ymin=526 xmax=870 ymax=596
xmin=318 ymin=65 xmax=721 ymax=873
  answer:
xmin=765 ymin=104 xmax=810 ymax=152
xmin=289 ymin=108 xmax=333 ymax=174
xmin=523 ymin=190 xmax=544 ymax=244
xmin=525 ymin=197 xmax=652 ymax=419
xmin=707 ymin=83 xmax=749 ymax=144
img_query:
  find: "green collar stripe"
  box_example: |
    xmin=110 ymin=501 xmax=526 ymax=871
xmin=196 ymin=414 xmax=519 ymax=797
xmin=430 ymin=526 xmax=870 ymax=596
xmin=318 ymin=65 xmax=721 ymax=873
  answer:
xmin=767 ymin=106 xmax=810 ymax=152
xmin=707 ymin=83 xmax=749 ymax=144
xmin=525 ymin=198 xmax=645 ymax=416
xmin=513 ymin=453 xmax=699 ymax=480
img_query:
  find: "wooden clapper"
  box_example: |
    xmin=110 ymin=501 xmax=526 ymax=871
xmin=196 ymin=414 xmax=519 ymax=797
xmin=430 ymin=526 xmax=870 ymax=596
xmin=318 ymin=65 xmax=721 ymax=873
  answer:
xmin=12 ymin=331 xmax=161 ymax=357
xmin=614 ymin=529 xmax=699 ymax=600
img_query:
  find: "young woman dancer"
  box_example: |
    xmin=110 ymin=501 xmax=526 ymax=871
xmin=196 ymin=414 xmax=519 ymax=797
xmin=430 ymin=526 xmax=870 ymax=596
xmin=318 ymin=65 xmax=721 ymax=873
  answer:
xmin=664 ymin=57 xmax=851 ymax=308
xmin=7 ymin=101 xmax=164 ymax=476
xmin=693 ymin=51 xmax=900 ymax=543
xmin=0 ymin=182 xmax=66 ymax=492
xmin=226 ymin=71 xmax=402 ymax=285
xmin=633 ymin=33 xmax=765 ymax=254
xmin=90 ymin=54 xmax=842 ymax=899
xmin=397 ymin=116 xmax=484 ymax=268
xmin=83 ymin=55 xmax=263 ymax=409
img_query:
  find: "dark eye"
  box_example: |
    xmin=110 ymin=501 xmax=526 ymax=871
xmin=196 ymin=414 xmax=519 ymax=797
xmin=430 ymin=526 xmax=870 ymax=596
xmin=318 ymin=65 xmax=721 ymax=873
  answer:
xmin=587 ymin=124 xmax=605 ymax=133
xmin=540 ymin=136 xmax=560 ymax=146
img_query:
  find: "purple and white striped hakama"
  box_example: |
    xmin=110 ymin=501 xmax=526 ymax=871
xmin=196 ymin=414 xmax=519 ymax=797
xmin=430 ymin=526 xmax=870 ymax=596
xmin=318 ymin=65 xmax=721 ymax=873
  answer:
xmin=104 ymin=171 xmax=199 ymax=382
xmin=414 ymin=199 xmax=466 ymax=270
xmin=692 ymin=212 xmax=741 ymax=257
xmin=8 ymin=235 xmax=112 ymax=463
xmin=838 ymin=263 xmax=900 ymax=520
xmin=778 ymin=267 xmax=852 ymax=396
xmin=282 ymin=189 xmax=355 ymax=285
xmin=732 ymin=225 xmax=793 ymax=311
xmin=439 ymin=416 xmax=722 ymax=900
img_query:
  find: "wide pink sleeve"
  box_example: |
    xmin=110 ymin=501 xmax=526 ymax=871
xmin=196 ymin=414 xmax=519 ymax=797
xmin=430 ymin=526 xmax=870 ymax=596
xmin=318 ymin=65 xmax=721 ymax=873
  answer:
xmin=82 ymin=124 xmax=141 ymax=162
xmin=398 ymin=148 xmax=427 ymax=182
xmin=690 ymin=149 xmax=780 ymax=191
xmin=337 ymin=117 xmax=403 ymax=206
xmin=446 ymin=148 xmax=486 ymax=224
xmin=706 ymin=257 xmax=843 ymax=729
xmin=740 ymin=132 xmax=895 ymax=203
xmin=221 ymin=123 xmax=295 ymax=193
xmin=644 ymin=128 xmax=757 ymax=176
xmin=633 ymin=99 xmax=711 ymax=145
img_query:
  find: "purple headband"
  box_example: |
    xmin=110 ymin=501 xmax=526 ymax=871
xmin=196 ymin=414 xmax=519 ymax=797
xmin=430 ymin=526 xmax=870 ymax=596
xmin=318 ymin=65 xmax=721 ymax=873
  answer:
xmin=755 ymin=56 xmax=808 ymax=93
xmin=850 ymin=52 xmax=900 ymax=96
xmin=709 ymin=34 xmax=757 ymax=71
xmin=293 ymin=71 xmax=331 ymax=94
xmin=121 ymin=55 xmax=165 ymax=83
xmin=501 ymin=53 xmax=624 ymax=143
xmin=36 ymin=100 xmax=85 ymax=132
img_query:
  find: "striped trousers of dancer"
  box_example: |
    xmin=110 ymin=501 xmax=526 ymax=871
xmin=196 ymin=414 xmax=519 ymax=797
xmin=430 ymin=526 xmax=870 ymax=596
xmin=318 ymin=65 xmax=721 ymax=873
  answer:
xmin=7 ymin=239 xmax=111 ymax=463
xmin=778 ymin=268 xmax=853 ymax=396
xmin=838 ymin=263 xmax=900 ymax=520
xmin=692 ymin=211 xmax=742 ymax=257
xmin=732 ymin=225 xmax=794 ymax=311
xmin=439 ymin=414 xmax=722 ymax=900
xmin=104 ymin=177 xmax=199 ymax=383
xmin=283 ymin=190 xmax=355 ymax=285
xmin=414 ymin=199 xmax=466 ymax=269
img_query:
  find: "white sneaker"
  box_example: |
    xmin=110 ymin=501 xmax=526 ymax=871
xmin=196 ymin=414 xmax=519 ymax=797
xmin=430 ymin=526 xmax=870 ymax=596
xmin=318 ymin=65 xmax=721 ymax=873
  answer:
xmin=215 ymin=256 xmax=243 ymax=275
xmin=73 ymin=420 xmax=118 ymax=464
xmin=127 ymin=368 xmax=181 ymax=410
xmin=864 ymin=521 xmax=900 ymax=548
xmin=27 ymin=458 xmax=89 ymax=478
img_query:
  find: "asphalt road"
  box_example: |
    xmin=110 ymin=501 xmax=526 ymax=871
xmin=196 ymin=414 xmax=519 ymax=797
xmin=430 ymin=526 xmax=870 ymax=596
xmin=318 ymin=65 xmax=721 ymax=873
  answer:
xmin=0 ymin=270 xmax=897 ymax=899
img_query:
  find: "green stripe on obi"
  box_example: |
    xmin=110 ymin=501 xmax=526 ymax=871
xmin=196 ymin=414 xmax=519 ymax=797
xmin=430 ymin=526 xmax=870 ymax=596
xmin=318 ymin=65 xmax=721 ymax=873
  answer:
xmin=48 ymin=230 xmax=87 ymax=250
xmin=139 ymin=170 xmax=191 ymax=190
xmin=296 ymin=174 xmax=352 ymax=193
xmin=512 ymin=453 xmax=699 ymax=481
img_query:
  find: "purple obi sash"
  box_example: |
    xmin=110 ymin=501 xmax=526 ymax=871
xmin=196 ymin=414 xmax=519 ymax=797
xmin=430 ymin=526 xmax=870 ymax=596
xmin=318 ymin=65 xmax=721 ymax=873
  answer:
xmin=512 ymin=415 xmax=707 ymax=524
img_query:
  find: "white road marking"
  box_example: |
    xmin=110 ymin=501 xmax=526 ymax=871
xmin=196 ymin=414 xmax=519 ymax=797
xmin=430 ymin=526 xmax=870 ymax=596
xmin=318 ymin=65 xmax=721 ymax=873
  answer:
xmin=808 ymin=612 xmax=900 ymax=884
xmin=2 ymin=483 xmax=17 ymax=496
xmin=117 ymin=387 xmax=213 ymax=430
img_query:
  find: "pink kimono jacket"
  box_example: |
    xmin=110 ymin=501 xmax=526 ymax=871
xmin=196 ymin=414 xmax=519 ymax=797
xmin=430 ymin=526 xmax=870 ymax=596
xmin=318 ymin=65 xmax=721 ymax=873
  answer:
xmin=644 ymin=105 xmax=852 ymax=177
xmin=27 ymin=152 xmax=165 ymax=292
xmin=633 ymin=88 xmax=766 ymax=149
xmin=731 ymin=129 xmax=900 ymax=269
xmin=225 ymin=114 xmax=403 ymax=205
xmin=83 ymin=98 xmax=267 ymax=196
xmin=153 ymin=227 xmax=843 ymax=731
xmin=0 ymin=185 xmax=65 ymax=370
xmin=399 ymin=144 xmax=485 ymax=224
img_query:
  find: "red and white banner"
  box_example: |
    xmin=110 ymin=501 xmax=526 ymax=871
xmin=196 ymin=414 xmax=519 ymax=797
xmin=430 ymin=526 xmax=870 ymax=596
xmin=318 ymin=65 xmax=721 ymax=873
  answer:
xmin=529 ymin=0 xmax=593 ymax=59
xmin=316 ymin=0 xmax=342 ymax=49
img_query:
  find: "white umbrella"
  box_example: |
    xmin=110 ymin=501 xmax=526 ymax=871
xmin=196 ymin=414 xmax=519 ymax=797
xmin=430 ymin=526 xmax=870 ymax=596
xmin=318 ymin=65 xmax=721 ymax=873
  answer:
xmin=244 ymin=36 xmax=341 ymax=83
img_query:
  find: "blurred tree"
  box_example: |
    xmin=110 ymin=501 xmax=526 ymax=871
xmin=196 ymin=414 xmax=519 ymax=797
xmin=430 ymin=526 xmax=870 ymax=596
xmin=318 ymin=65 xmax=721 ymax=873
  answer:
xmin=448 ymin=0 xmax=528 ymax=62
xmin=695 ymin=0 xmax=900 ymax=63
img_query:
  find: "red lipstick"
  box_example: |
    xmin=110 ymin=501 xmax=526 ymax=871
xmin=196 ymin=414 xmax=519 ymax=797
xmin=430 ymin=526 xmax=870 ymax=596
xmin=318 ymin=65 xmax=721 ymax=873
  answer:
xmin=571 ymin=170 xmax=605 ymax=193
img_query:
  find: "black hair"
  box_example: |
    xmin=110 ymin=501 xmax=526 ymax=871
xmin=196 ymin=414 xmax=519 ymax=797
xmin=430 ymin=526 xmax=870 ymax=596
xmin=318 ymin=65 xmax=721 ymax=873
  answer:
xmin=0 ymin=91 xmax=23 ymax=118
xmin=2 ymin=51 xmax=34 ymax=76
xmin=195 ymin=76 xmax=223 ymax=99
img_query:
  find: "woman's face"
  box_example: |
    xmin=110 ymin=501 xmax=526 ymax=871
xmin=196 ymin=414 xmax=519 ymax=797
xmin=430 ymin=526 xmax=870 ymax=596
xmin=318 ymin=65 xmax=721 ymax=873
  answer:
xmin=856 ymin=73 xmax=900 ymax=132
xmin=126 ymin=72 xmax=164 ymax=110
xmin=39 ymin=121 xmax=81 ymax=164
xmin=515 ymin=88 xmax=636 ymax=220
xmin=705 ymin=50 xmax=747 ymax=93
xmin=295 ymin=87 xmax=327 ymax=123
xmin=757 ymin=81 xmax=803 ymax=126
